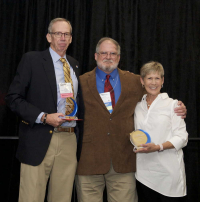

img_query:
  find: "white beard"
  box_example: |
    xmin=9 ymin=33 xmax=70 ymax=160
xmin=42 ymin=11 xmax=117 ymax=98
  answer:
xmin=97 ymin=59 xmax=118 ymax=73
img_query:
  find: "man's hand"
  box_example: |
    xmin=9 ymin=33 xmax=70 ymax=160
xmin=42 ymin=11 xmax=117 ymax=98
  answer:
xmin=174 ymin=101 xmax=187 ymax=119
xmin=44 ymin=113 xmax=66 ymax=127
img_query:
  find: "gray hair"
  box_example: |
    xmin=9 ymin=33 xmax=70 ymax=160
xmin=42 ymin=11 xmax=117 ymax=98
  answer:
xmin=48 ymin=18 xmax=72 ymax=34
xmin=140 ymin=61 xmax=164 ymax=78
xmin=96 ymin=37 xmax=121 ymax=54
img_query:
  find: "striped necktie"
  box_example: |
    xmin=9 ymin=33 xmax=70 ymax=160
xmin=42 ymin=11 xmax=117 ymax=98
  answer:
xmin=60 ymin=58 xmax=74 ymax=115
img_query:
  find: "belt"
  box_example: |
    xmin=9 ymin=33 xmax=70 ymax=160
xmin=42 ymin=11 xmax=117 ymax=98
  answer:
xmin=54 ymin=127 xmax=75 ymax=132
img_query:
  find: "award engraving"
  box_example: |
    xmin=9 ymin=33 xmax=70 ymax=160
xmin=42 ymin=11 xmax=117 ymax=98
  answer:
xmin=130 ymin=129 xmax=151 ymax=149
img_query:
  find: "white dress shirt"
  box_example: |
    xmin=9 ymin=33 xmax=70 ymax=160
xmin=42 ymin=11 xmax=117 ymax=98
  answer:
xmin=134 ymin=93 xmax=188 ymax=197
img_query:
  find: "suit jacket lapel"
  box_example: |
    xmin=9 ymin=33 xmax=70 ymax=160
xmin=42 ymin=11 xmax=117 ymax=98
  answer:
xmin=41 ymin=49 xmax=57 ymax=108
xmin=111 ymin=69 xmax=128 ymax=116
xmin=66 ymin=55 xmax=80 ymax=78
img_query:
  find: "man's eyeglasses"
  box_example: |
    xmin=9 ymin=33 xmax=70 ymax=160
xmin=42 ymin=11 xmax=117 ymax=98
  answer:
xmin=97 ymin=52 xmax=119 ymax=58
xmin=49 ymin=32 xmax=72 ymax=38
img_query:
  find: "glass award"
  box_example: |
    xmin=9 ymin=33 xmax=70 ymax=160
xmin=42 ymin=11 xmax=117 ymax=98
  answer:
xmin=130 ymin=129 xmax=151 ymax=149
xmin=58 ymin=98 xmax=80 ymax=120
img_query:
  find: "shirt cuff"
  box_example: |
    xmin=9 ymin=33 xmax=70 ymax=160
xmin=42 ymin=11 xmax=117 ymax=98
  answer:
xmin=35 ymin=112 xmax=45 ymax=124
xmin=169 ymin=135 xmax=188 ymax=151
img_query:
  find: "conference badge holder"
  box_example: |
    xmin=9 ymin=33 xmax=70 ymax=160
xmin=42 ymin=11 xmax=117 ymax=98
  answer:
xmin=99 ymin=92 xmax=113 ymax=113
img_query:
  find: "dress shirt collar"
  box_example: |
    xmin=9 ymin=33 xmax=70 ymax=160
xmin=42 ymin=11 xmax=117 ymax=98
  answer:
xmin=49 ymin=47 xmax=67 ymax=63
xmin=142 ymin=92 xmax=169 ymax=101
xmin=140 ymin=93 xmax=169 ymax=111
xmin=96 ymin=67 xmax=118 ymax=81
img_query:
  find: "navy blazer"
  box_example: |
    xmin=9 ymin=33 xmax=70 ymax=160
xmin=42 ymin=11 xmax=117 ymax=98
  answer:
xmin=5 ymin=49 xmax=84 ymax=166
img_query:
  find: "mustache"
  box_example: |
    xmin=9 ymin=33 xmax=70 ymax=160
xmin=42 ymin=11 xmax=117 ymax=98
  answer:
xmin=103 ymin=59 xmax=113 ymax=63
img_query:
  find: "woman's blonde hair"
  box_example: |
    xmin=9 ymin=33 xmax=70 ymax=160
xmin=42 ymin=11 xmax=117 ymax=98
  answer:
xmin=140 ymin=61 xmax=164 ymax=78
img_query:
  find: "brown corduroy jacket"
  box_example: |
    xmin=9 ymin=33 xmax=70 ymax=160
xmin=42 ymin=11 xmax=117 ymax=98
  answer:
xmin=77 ymin=68 xmax=144 ymax=175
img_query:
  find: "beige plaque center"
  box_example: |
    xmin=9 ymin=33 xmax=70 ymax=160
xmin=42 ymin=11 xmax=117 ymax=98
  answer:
xmin=130 ymin=130 xmax=148 ymax=147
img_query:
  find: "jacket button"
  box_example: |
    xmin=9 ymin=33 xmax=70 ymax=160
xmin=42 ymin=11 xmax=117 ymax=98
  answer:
xmin=49 ymin=130 xmax=53 ymax=134
xmin=107 ymin=133 xmax=110 ymax=135
xmin=110 ymin=118 xmax=112 ymax=121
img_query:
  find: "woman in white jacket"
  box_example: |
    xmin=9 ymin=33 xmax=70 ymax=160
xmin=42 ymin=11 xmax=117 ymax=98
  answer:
xmin=134 ymin=61 xmax=188 ymax=202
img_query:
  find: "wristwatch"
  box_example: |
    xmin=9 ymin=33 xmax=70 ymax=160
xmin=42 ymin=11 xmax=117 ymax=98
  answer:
xmin=43 ymin=113 xmax=48 ymax=125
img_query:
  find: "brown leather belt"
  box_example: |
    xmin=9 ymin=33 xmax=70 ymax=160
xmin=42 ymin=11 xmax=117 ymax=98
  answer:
xmin=54 ymin=127 xmax=74 ymax=132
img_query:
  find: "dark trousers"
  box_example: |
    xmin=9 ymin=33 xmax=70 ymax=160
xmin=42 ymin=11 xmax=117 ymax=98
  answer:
xmin=137 ymin=180 xmax=187 ymax=202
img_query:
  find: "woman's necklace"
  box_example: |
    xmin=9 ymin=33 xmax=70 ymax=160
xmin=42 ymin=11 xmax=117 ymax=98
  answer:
xmin=147 ymin=102 xmax=151 ymax=108
xmin=146 ymin=96 xmax=152 ymax=108
xmin=146 ymin=94 xmax=159 ymax=108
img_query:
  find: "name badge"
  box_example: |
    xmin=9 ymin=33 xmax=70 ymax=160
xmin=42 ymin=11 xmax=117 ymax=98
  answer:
xmin=59 ymin=83 xmax=73 ymax=98
xmin=100 ymin=92 xmax=113 ymax=113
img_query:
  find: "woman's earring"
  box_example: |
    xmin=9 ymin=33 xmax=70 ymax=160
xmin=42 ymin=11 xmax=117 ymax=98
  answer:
xmin=142 ymin=84 xmax=144 ymax=88
xmin=162 ymin=84 xmax=163 ymax=88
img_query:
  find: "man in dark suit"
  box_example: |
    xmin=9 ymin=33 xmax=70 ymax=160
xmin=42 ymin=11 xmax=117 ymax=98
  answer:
xmin=6 ymin=18 xmax=83 ymax=202
xmin=75 ymin=37 xmax=186 ymax=202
